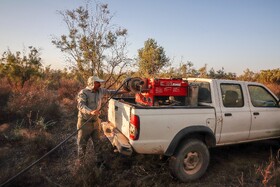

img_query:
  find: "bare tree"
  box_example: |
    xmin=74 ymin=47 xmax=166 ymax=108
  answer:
xmin=52 ymin=2 xmax=131 ymax=87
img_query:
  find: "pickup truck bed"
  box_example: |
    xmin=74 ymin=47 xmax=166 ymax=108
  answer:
xmin=104 ymin=97 xmax=214 ymax=155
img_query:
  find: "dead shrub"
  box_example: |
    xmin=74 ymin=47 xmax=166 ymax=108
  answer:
xmin=57 ymin=78 xmax=83 ymax=100
xmin=0 ymin=78 xmax=12 ymax=122
xmin=6 ymin=83 xmax=61 ymax=125
xmin=54 ymin=78 xmax=82 ymax=117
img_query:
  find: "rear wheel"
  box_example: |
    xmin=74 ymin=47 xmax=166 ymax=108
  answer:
xmin=169 ymin=139 xmax=209 ymax=182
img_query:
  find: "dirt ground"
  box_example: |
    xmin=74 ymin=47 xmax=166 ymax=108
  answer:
xmin=1 ymin=119 xmax=280 ymax=187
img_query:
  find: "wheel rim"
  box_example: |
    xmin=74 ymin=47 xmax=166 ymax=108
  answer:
xmin=183 ymin=151 xmax=202 ymax=174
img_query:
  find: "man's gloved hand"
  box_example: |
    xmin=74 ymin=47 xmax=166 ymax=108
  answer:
xmin=90 ymin=110 xmax=100 ymax=116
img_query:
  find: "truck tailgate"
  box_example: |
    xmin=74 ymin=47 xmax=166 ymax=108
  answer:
xmin=107 ymin=99 xmax=132 ymax=138
xmin=102 ymin=121 xmax=132 ymax=155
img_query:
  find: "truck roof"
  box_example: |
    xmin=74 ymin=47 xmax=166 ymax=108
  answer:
xmin=186 ymin=77 xmax=262 ymax=85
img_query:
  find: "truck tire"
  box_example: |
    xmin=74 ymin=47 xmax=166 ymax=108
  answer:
xmin=169 ymin=139 xmax=209 ymax=182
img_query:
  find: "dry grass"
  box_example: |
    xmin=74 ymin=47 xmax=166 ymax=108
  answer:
xmin=2 ymin=120 xmax=280 ymax=187
xmin=6 ymin=84 xmax=61 ymax=123
xmin=256 ymin=149 xmax=280 ymax=186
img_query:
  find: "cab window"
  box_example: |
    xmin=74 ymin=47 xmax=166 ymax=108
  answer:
xmin=198 ymin=82 xmax=212 ymax=103
xmin=248 ymin=85 xmax=277 ymax=107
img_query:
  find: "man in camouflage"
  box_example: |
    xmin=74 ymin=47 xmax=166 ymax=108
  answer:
xmin=76 ymin=76 xmax=119 ymax=164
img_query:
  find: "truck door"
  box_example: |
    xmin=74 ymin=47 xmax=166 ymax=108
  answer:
xmin=247 ymin=85 xmax=280 ymax=139
xmin=218 ymin=83 xmax=251 ymax=143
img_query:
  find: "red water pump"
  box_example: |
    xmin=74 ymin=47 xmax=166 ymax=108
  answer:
xmin=124 ymin=77 xmax=189 ymax=106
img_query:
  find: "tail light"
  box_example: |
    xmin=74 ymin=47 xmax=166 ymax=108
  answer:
xmin=129 ymin=114 xmax=140 ymax=140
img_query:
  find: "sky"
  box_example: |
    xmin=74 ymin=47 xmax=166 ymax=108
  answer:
xmin=0 ymin=0 xmax=279 ymax=75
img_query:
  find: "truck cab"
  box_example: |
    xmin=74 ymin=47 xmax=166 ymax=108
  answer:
xmin=187 ymin=78 xmax=280 ymax=144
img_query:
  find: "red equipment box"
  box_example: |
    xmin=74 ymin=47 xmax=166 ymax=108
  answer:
xmin=135 ymin=78 xmax=188 ymax=106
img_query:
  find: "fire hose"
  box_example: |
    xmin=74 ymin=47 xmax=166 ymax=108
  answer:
xmin=0 ymin=78 xmax=132 ymax=187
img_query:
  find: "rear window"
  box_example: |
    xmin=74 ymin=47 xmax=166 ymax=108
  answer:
xmin=220 ymin=84 xmax=244 ymax=107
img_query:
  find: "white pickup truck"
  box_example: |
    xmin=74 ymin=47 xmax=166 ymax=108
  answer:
xmin=102 ymin=78 xmax=280 ymax=182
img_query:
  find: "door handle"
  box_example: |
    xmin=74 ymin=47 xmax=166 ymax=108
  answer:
xmin=253 ymin=112 xmax=259 ymax=115
xmin=225 ymin=113 xmax=232 ymax=116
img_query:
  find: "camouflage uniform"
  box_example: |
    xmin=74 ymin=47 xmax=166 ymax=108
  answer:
xmin=77 ymin=86 xmax=114 ymax=160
